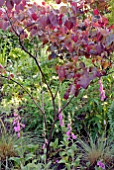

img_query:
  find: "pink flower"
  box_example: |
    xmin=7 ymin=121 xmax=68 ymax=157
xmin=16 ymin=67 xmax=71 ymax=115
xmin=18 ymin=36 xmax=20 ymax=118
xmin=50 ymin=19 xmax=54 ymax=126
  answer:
xmin=104 ymin=120 xmax=106 ymax=125
xmin=42 ymin=144 xmax=45 ymax=149
xmin=58 ymin=112 xmax=64 ymax=127
xmin=42 ymin=139 xmax=48 ymax=150
xmin=56 ymin=160 xmax=59 ymax=163
xmin=17 ymin=132 xmax=20 ymax=138
xmin=21 ymin=123 xmax=25 ymax=128
xmin=66 ymin=130 xmax=71 ymax=140
xmin=58 ymin=107 xmax=64 ymax=127
xmin=14 ymin=112 xmax=18 ymax=117
xmin=99 ymin=78 xmax=106 ymax=101
xmin=71 ymin=133 xmax=77 ymax=139
xmin=97 ymin=161 xmax=105 ymax=169
xmin=13 ymin=112 xmax=25 ymax=138
xmin=66 ymin=124 xmax=72 ymax=140
xmin=66 ymin=124 xmax=77 ymax=140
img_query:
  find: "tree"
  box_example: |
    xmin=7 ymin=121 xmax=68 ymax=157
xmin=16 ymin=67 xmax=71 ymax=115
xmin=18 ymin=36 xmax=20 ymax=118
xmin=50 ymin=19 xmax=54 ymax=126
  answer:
xmin=0 ymin=0 xmax=114 ymax=161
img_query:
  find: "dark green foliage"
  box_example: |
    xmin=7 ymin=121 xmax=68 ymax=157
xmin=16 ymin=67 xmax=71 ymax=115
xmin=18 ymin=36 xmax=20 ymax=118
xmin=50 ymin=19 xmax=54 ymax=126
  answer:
xmin=108 ymin=100 xmax=114 ymax=138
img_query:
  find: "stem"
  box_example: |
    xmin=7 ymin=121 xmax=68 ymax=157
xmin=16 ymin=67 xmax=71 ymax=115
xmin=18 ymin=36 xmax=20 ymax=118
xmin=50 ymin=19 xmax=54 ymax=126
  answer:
xmin=41 ymin=77 xmax=47 ymax=144
xmin=46 ymin=95 xmax=75 ymax=161
xmin=54 ymin=83 xmax=60 ymax=99
xmin=1 ymin=75 xmax=44 ymax=115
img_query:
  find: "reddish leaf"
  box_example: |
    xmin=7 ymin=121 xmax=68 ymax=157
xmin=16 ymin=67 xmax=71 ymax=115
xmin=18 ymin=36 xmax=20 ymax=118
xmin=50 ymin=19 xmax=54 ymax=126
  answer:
xmin=74 ymin=90 xmax=79 ymax=97
xmin=42 ymin=1 xmax=46 ymax=5
xmin=64 ymin=87 xmax=71 ymax=100
xmin=109 ymin=25 xmax=114 ymax=30
xmin=31 ymin=13 xmax=38 ymax=21
xmin=72 ymin=35 xmax=78 ymax=42
xmin=102 ymin=17 xmax=108 ymax=26
xmin=64 ymin=92 xmax=69 ymax=100
xmin=10 ymin=73 xmax=14 ymax=78
xmin=56 ymin=0 xmax=61 ymax=4
xmin=93 ymin=9 xmax=99 ymax=15
xmin=0 ymin=21 xmax=3 ymax=29
xmin=76 ymin=84 xmax=80 ymax=89
xmin=56 ymin=66 xmax=66 ymax=82
xmin=0 ymin=9 xmax=3 ymax=16
xmin=65 ymin=20 xmax=73 ymax=30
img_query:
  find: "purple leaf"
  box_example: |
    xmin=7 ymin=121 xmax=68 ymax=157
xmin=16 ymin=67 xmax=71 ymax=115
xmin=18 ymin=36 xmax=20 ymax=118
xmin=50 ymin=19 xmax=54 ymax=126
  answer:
xmin=13 ymin=0 xmax=21 ymax=4
xmin=0 ymin=0 xmax=4 ymax=7
xmin=106 ymin=34 xmax=114 ymax=46
xmin=78 ymin=73 xmax=90 ymax=89
xmin=15 ymin=3 xmax=24 ymax=12
xmin=38 ymin=16 xmax=48 ymax=28
xmin=56 ymin=66 xmax=66 ymax=82
xmin=96 ymin=43 xmax=104 ymax=54
xmin=65 ymin=20 xmax=73 ymax=30
xmin=6 ymin=0 xmax=14 ymax=10
xmin=49 ymin=12 xmax=58 ymax=26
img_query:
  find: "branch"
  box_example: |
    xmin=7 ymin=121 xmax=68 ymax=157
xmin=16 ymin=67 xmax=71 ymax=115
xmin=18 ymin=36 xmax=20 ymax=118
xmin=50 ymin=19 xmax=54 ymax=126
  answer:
xmin=53 ymin=83 xmax=60 ymax=99
xmin=58 ymin=95 xmax=75 ymax=114
xmin=1 ymin=75 xmax=44 ymax=115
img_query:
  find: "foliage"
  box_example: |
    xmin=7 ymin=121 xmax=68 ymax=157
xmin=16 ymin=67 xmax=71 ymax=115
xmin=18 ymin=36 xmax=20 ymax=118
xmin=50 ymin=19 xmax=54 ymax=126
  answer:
xmin=107 ymin=100 xmax=114 ymax=139
xmin=108 ymin=0 xmax=114 ymax=25
xmin=0 ymin=0 xmax=114 ymax=169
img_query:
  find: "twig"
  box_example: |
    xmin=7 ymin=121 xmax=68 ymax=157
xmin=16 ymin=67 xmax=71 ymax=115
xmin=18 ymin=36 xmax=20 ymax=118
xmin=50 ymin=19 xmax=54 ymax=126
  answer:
xmin=58 ymin=95 xmax=75 ymax=114
xmin=53 ymin=83 xmax=60 ymax=99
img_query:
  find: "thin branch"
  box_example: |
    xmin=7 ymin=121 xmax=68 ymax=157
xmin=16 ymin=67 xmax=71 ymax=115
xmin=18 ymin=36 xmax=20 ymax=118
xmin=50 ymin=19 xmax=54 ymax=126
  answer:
xmin=20 ymin=22 xmax=36 ymax=35
xmin=105 ymin=70 xmax=114 ymax=76
xmin=53 ymin=83 xmax=60 ymax=99
xmin=58 ymin=95 xmax=75 ymax=114
xmin=1 ymin=75 xmax=44 ymax=115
